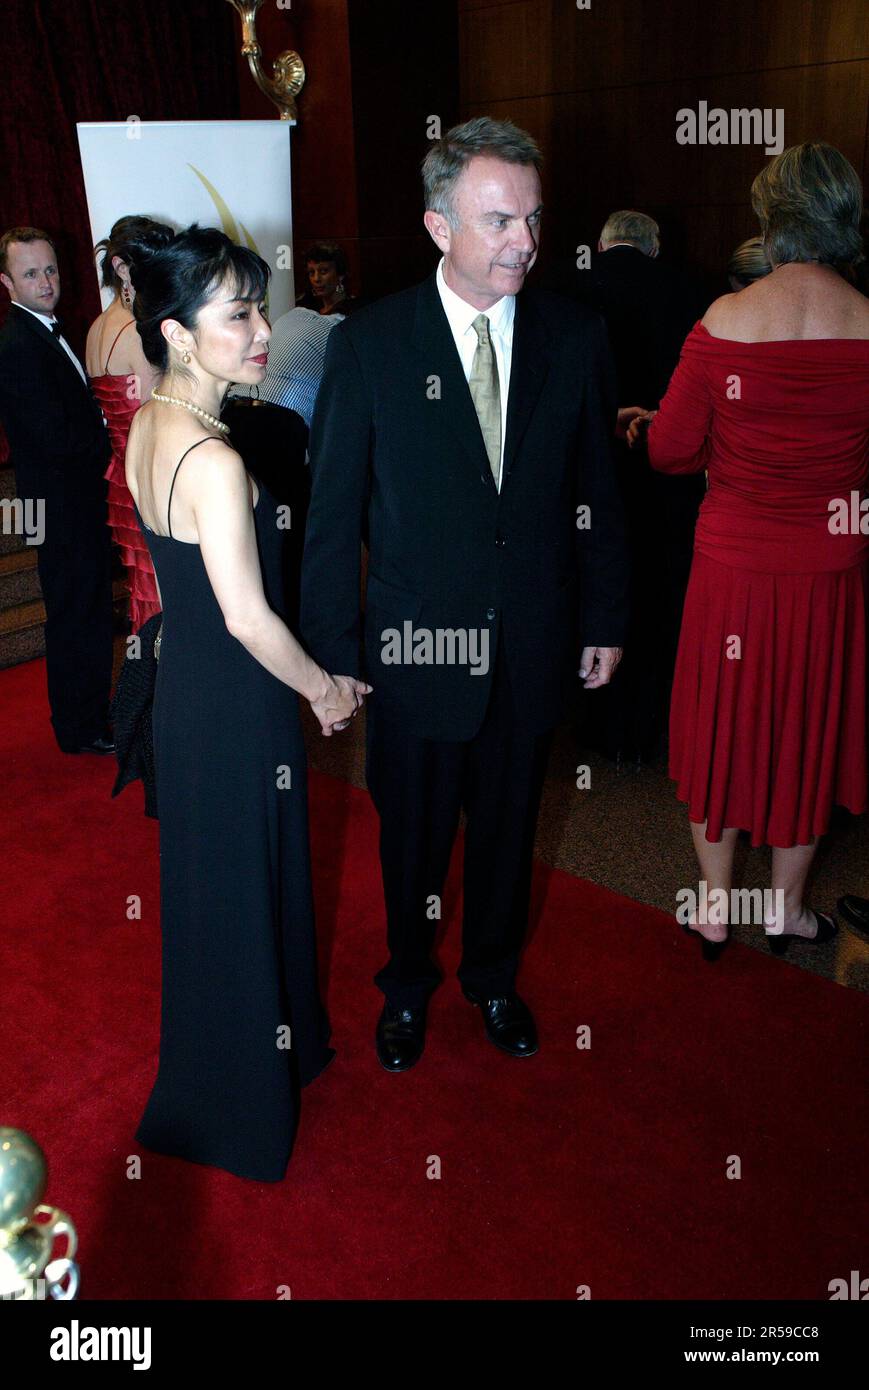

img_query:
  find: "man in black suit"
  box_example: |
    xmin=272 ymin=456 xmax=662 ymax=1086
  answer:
xmin=572 ymin=212 xmax=707 ymax=762
xmin=300 ymin=118 xmax=629 ymax=1071
xmin=578 ymin=211 xmax=704 ymax=406
xmin=0 ymin=227 xmax=114 ymax=754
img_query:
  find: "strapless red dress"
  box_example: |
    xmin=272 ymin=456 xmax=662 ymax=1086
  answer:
xmin=90 ymin=320 xmax=160 ymax=632
xmin=649 ymin=322 xmax=869 ymax=848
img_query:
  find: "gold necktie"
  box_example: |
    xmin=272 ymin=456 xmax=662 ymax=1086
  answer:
xmin=468 ymin=313 xmax=501 ymax=487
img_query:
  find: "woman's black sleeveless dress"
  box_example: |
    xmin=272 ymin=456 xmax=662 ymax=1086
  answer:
xmin=132 ymin=440 xmax=334 ymax=1182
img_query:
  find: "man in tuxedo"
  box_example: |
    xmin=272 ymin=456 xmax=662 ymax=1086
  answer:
xmin=0 ymin=227 xmax=114 ymax=754
xmin=300 ymin=118 xmax=629 ymax=1071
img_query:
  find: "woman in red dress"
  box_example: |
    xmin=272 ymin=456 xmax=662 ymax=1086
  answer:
xmin=632 ymin=143 xmax=869 ymax=959
xmin=86 ymin=216 xmax=172 ymax=632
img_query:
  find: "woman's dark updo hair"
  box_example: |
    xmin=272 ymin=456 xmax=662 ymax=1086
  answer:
xmin=129 ymin=223 xmax=270 ymax=372
xmin=95 ymin=215 xmax=175 ymax=293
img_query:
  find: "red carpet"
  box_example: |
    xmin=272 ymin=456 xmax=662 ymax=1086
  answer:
xmin=2 ymin=656 xmax=867 ymax=1300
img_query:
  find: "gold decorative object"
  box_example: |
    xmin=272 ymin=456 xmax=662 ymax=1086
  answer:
xmin=226 ymin=0 xmax=305 ymax=122
xmin=0 ymin=1128 xmax=78 ymax=1300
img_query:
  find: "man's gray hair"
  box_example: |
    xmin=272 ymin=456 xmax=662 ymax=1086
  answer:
xmin=422 ymin=117 xmax=543 ymax=229
xmin=599 ymin=211 xmax=660 ymax=256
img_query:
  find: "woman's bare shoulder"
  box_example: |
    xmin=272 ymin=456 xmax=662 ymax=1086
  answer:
xmin=170 ymin=432 xmax=247 ymax=497
xmin=841 ymin=278 xmax=869 ymax=334
xmin=701 ymin=288 xmax=755 ymax=329
xmin=85 ymin=310 xmax=110 ymax=370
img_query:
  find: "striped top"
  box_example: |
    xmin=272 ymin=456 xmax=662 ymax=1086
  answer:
xmin=228 ymin=306 xmax=341 ymax=428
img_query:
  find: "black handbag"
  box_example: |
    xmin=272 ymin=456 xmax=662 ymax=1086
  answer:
xmin=109 ymin=612 xmax=161 ymax=819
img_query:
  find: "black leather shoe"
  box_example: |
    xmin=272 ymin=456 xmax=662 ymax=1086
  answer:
xmin=59 ymin=733 xmax=115 ymax=755
xmin=837 ymin=895 xmax=869 ymax=933
xmin=462 ymin=989 xmax=539 ymax=1057
xmin=376 ymin=1002 xmax=427 ymax=1072
xmin=681 ymin=922 xmax=729 ymax=961
xmin=768 ymin=910 xmax=838 ymax=957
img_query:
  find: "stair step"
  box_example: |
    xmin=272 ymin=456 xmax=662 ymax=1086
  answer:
xmin=0 ymin=550 xmax=42 ymax=610
xmin=0 ymin=547 xmax=37 ymax=577
xmin=0 ymin=623 xmax=46 ymax=670
xmin=0 ymin=474 xmax=30 ymax=555
xmin=0 ymin=463 xmax=134 ymax=667
xmin=0 ymin=579 xmax=129 ymax=639
xmin=0 ymin=526 xmax=30 ymax=557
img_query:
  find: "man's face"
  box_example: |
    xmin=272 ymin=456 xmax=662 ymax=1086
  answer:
xmin=0 ymin=240 xmax=60 ymax=314
xmin=426 ymin=156 xmax=542 ymax=310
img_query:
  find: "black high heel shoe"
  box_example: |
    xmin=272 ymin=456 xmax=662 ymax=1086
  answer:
xmin=681 ymin=922 xmax=729 ymax=961
xmin=767 ymin=910 xmax=838 ymax=957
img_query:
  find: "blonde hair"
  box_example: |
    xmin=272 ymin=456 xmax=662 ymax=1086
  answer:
xmin=727 ymin=236 xmax=772 ymax=287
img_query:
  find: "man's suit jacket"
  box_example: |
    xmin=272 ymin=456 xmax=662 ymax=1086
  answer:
xmin=572 ymin=246 xmax=706 ymax=406
xmin=300 ymin=269 xmax=629 ymax=741
xmin=0 ymin=304 xmax=110 ymax=500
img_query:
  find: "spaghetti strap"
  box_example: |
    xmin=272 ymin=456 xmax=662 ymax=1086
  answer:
xmin=103 ymin=319 xmax=134 ymax=374
xmin=167 ymin=437 xmax=227 ymax=538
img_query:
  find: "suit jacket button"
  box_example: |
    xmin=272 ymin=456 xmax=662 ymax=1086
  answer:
xmin=486 ymin=607 xmax=496 ymax=620
xmin=495 ymin=534 xmax=505 ymax=547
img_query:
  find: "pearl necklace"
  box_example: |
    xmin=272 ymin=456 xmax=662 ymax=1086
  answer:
xmin=151 ymin=391 xmax=230 ymax=435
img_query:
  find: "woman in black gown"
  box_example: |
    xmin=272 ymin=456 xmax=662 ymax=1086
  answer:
xmin=124 ymin=226 xmax=370 ymax=1181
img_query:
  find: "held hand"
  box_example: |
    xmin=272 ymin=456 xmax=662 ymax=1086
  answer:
xmin=579 ymin=646 xmax=623 ymax=689
xmin=616 ymin=405 xmax=649 ymax=441
xmin=626 ymin=409 xmax=657 ymax=449
xmin=328 ymin=675 xmax=374 ymax=734
xmin=310 ymin=673 xmax=373 ymax=736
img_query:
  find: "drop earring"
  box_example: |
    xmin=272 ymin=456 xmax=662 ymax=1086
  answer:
xmin=121 ymin=281 xmax=132 ymax=308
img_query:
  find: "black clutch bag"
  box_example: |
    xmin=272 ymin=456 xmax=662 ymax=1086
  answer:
xmin=109 ymin=612 xmax=161 ymax=819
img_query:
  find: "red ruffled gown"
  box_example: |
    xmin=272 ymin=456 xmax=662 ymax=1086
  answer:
xmin=648 ymin=322 xmax=869 ymax=848
xmin=90 ymin=320 xmax=161 ymax=632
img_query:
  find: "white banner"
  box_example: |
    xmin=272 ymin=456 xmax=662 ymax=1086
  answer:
xmin=75 ymin=120 xmax=294 ymax=317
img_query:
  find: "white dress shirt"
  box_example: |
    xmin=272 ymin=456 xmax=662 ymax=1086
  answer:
xmin=12 ymin=300 xmax=89 ymax=388
xmin=435 ymin=256 xmax=514 ymax=491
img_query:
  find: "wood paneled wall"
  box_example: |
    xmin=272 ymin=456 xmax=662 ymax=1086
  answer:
xmin=458 ymin=0 xmax=868 ymax=285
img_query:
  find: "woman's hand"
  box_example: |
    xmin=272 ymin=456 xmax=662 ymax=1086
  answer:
xmin=310 ymin=673 xmax=373 ymax=736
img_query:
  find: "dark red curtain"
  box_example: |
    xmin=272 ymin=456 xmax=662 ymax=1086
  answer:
xmin=1 ymin=0 xmax=241 ymax=354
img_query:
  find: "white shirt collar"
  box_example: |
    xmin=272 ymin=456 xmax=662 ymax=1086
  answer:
xmin=435 ymin=257 xmax=514 ymax=341
xmin=12 ymin=300 xmax=58 ymax=330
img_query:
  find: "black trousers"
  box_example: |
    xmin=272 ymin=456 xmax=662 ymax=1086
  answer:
xmin=578 ymin=446 xmax=702 ymax=760
xmin=365 ymin=626 xmax=554 ymax=1008
xmin=24 ymin=473 xmax=114 ymax=748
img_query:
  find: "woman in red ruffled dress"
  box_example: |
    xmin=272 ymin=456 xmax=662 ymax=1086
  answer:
xmin=629 ymin=143 xmax=869 ymax=960
xmin=86 ymin=216 xmax=172 ymax=632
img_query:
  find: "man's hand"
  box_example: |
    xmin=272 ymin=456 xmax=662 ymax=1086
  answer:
xmin=579 ymin=646 xmax=622 ymax=689
xmin=616 ymin=405 xmax=649 ymax=440
xmin=626 ymin=409 xmax=657 ymax=449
